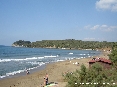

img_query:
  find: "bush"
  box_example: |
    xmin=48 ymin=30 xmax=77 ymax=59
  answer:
xmin=64 ymin=63 xmax=117 ymax=87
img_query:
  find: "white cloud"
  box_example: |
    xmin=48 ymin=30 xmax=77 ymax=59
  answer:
xmin=87 ymin=24 xmax=117 ymax=31
xmin=90 ymin=25 xmax=100 ymax=30
xmin=100 ymin=25 xmax=108 ymax=30
xmin=84 ymin=25 xmax=91 ymax=29
xmin=100 ymin=25 xmax=117 ymax=31
xmin=101 ymin=25 xmax=108 ymax=27
xmin=96 ymin=0 xmax=117 ymax=11
xmin=110 ymin=26 xmax=117 ymax=29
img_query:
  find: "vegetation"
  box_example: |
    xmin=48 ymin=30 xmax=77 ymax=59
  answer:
xmin=63 ymin=43 xmax=117 ymax=87
xmin=108 ymin=43 xmax=117 ymax=72
xmin=12 ymin=40 xmax=117 ymax=50
xmin=12 ymin=40 xmax=31 ymax=47
xmin=64 ymin=63 xmax=117 ymax=87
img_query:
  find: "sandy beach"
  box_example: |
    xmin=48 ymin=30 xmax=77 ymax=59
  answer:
xmin=0 ymin=51 xmax=109 ymax=87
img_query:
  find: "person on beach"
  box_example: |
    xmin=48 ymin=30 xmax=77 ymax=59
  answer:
xmin=41 ymin=73 xmax=48 ymax=87
xmin=45 ymin=73 xmax=48 ymax=85
xmin=43 ymin=77 xmax=46 ymax=86
xmin=26 ymin=69 xmax=30 ymax=75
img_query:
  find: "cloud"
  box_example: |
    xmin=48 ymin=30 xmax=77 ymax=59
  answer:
xmin=85 ymin=25 xmax=117 ymax=31
xmin=84 ymin=25 xmax=91 ymax=29
xmin=96 ymin=0 xmax=117 ymax=12
xmin=90 ymin=25 xmax=100 ymax=30
xmin=100 ymin=25 xmax=117 ymax=31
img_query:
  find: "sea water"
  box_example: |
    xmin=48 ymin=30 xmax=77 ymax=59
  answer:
xmin=0 ymin=45 xmax=101 ymax=79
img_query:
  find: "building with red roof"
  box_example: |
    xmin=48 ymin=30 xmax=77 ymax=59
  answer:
xmin=89 ymin=58 xmax=112 ymax=69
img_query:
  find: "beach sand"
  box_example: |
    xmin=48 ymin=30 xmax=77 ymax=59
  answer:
xmin=0 ymin=51 xmax=109 ymax=87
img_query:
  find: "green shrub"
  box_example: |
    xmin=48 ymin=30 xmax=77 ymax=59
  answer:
xmin=64 ymin=63 xmax=117 ymax=87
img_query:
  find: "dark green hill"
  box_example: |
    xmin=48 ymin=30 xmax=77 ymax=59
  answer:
xmin=12 ymin=39 xmax=117 ymax=50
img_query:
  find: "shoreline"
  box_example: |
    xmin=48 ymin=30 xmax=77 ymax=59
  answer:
xmin=0 ymin=64 xmax=46 ymax=80
xmin=0 ymin=51 xmax=109 ymax=87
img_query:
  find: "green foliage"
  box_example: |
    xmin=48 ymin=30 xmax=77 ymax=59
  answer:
xmin=64 ymin=63 xmax=117 ymax=87
xmin=13 ymin=40 xmax=117 ymax=50
xmin=109 ymin=46 xmax=117 ymax=71
xmin=13 ymin=40 xmax=31 ymax=47
xmin=109 ymin=49 xmax=117 ymax=63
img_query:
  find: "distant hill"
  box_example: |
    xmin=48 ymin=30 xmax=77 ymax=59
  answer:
xmin=12 ymin=40 xmax=117 ymax=50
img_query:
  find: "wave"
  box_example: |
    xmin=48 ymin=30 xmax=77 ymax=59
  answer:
xmin=0 ymin=62 xmax=45 ymax=79
xmin=79 ymin=54 xmax=90 ymax=55
xmin=0 ymin=69 xmax=25 ymax=79
xmin=69 ymin=52 xmax=73 ymax=54
xmin=44 ymin=55 xmax=58 ymax=58
xmin=0 ymin=54 xmax=97 ymax=79
xmin=0 ymin=55 xmax=59 ymax=63
xmin=0 ymin=57 xmax=45 ymax=63
xmin=57 ymin=60 xmax=64 ymax=62
xmin=26 ymin=61 xmax=45 ymax=66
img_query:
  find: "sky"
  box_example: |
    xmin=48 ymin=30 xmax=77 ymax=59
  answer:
xmin=0 ymin=0 xmax=117 ymax=46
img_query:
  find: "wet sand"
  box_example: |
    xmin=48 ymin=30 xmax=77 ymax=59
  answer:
xmin=0 ymin=51 xmax=109 ymax=87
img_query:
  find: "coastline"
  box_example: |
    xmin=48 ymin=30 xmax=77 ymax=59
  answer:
xmin=0 ymin=51 xmax=109 ymax=87
xmin=0 ymin=64 xmax=46 ymax=80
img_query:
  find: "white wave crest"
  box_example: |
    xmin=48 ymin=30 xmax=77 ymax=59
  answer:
xmin=0 ymin=62 xmax=45 ymax=79
xmin=57 ymin=60 xmax=64 ymax=62
xmin=0 ymin=57 xmax=45 ymax=63
xmin=44 ymin=55 xmax=58 ymax=58
xmin=69 ymin=52 xmax=73 ymax=54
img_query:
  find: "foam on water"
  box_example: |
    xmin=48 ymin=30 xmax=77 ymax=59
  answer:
xmin=0 ymin=56 xmax=45 ymax=63
xmin=0 ymin=75 xmax=6 ymax=78
xmin=0 ymin=69 xmax=25 ymax=78
xmin=79 ymin=54 xmax=89 ymax=55
xmin=0 ymin=62 xmax=46 ymax=79
xmin=57 ymin=60 xmax=64 ymax=62
xmin=44 ymin=55 xmax=58 ymax=58
xmin=0 ymin=46 xmax=101 ymax=79
xmin=6 ymin=70 xmax=24 ymax=76
xmin=69 ymin=52 xmax=73 ymax=54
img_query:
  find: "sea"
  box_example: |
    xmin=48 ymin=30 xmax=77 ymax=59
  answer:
xmin=0 ymin=45 xmax=101 ymax=79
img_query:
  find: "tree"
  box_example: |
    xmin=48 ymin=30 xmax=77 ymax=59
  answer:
xmin=13 ymin=40 xmax=117 ymax=50
xmin=64 ymin=63 xmax=117 ymax=87
xmin=109 ymin=48 xmax=117 ymax=70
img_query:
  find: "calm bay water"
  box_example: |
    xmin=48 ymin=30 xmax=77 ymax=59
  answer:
xmin=0 ymin=46 xmax=101 ymax=79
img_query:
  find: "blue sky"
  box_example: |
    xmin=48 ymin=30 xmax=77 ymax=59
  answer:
xmin=0 ymin=0 xmax=117 ymax=46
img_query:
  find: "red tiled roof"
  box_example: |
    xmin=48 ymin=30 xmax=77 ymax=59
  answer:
xmin=89 ymin=58 xmax=111 ymax=64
